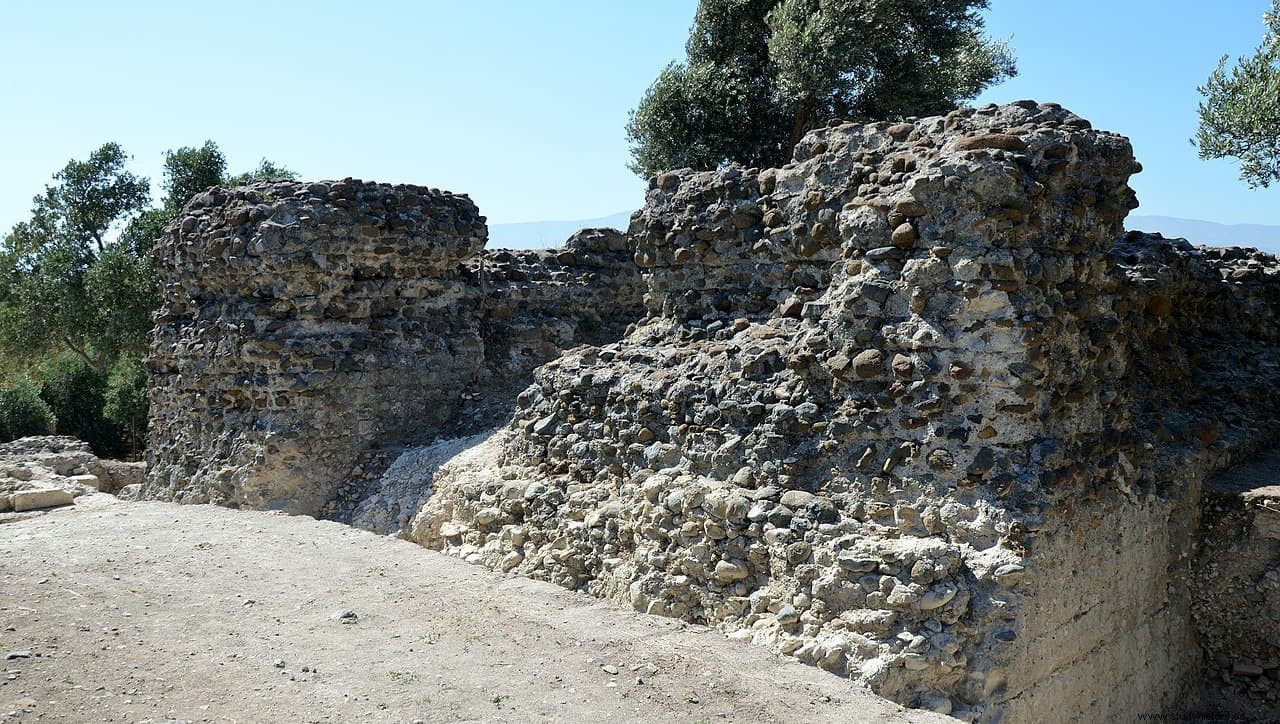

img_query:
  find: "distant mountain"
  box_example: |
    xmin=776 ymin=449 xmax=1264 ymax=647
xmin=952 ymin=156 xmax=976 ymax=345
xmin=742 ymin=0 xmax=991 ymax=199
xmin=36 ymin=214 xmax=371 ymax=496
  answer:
xmin=1128 ymin=215 xmax=1280 ymax=255
xmin=488 ymin=211 xmax=634 ymax=249
xmin=489 ymin=211 xmax=1280 ymax=255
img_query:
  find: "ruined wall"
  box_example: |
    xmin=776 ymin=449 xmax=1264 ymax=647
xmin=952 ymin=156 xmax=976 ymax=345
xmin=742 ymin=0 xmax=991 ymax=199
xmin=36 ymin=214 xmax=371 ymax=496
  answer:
xmin=144 ymin=180 xmax=642 ymax=517
xmin=145 ymin=103 xmax=1280 ymax=722
xmin=1109 ymin=236 xmax=1280 ymax=718
xmin=408 ymin=103 xmax=1280 ymax=722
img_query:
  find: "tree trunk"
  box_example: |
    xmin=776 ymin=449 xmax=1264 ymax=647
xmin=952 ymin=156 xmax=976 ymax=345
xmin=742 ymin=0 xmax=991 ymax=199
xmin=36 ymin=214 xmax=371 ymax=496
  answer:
xmin=789 ymin=103 xmax=815 ymax=156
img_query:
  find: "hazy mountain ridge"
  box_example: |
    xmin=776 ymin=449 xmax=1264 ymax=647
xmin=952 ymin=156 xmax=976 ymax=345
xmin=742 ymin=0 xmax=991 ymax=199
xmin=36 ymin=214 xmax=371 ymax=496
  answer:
xmin=488 ymin=211 xmax=634 ymax=249
xmin=490 ymin=211 xmax=1280 ymax=255
xmin=1128 ymin=215 xmax=1280 ymax=255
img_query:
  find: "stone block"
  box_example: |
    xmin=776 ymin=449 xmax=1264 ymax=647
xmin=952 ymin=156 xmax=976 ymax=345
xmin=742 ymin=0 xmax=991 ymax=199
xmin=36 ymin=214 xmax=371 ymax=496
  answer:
xmin=11 ymin=488 xmax=74 ymax=512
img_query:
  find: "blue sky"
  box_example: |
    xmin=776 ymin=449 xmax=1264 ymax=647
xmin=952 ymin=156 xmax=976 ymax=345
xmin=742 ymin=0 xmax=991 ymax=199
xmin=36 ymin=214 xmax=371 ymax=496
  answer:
xmin=0 ymin=0 xmax=1275 ymax=231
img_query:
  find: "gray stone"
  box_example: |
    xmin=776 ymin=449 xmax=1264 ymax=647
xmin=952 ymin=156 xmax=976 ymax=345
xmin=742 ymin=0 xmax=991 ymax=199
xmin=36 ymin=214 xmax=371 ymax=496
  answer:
xmin=713 ymin=561 xmax=750 ymax=583
xmin=836 ymin=554 xmax=880 ymax=574
xmin=780 ymin=490 xmax=815 ymax=510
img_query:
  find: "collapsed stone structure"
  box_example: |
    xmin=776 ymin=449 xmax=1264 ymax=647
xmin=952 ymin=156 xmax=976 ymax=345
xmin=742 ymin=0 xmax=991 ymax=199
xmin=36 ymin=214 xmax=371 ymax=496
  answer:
xmin=1195 ymin=450 xmax=1280 ymax=713
xmin=0 ymin=436 xmax=143 ymax=517
xmin=145 ymin=102 xmax=1280 ymax=721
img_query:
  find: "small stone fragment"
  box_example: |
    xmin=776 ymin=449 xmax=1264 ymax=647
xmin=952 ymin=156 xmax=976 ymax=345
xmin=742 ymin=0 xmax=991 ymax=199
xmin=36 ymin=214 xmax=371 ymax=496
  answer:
xmin=890 ymin=354 xmax=915 ymax=379
xmin=776 ymin=605 xmax=800 ymax=624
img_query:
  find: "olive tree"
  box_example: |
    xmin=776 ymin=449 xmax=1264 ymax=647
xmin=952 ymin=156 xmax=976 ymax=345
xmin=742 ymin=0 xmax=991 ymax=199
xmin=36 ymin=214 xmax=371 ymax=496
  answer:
xmin=1195 ymin=1 xmax=1280 ymax=188
xmin=627 ymin=0 xmax=1016 ymax=176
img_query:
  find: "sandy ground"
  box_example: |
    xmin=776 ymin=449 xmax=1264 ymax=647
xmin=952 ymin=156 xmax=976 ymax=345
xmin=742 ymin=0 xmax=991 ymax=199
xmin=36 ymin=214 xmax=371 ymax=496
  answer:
xmin=0 ymin=495 xmax=949 ymax=724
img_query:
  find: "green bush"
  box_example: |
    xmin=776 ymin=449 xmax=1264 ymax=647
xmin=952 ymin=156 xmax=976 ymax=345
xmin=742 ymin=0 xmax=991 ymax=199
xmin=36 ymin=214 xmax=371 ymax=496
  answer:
xmin=0 ymin=379 xmax=55 ymax=442
xmin=104 ymin=355 xmax=148 ymax=458
xmin=36 ymin=352 xmax=118 ymax=456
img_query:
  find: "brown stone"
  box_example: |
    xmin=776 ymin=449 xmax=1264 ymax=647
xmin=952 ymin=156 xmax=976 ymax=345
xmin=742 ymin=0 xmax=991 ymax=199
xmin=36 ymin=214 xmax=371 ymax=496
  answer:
xmin=894 ymin=197 xmax=927 ymax=218
xmin=655 ymin=172 xmax=681 ymax=190
xmin=891 ymin=223 xmax=918 ymax=248
xmin=1145 ymin=295 xmax=1173 ymax=318
xmin=779 ymin=297 xmax=804 ymax=319
xmin=955 ymin=133 xmax=1028 ymax=152
xmin=949 ymin=362 xmax=973 ymax=381
xmin=886 ymin=123 xmax=914 ymax=140
xmin=827 ymin=353 xmax=852 ymax=374
xmin=891 ymin=354 xmax=915 ymax=379
xmin=852 ymin=349 xmax=886 ymax=379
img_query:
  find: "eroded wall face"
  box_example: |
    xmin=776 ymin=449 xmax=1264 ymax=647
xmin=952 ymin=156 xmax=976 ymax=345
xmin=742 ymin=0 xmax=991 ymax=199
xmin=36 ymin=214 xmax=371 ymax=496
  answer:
xmin=411 ymin=103 xmax=1280 ymax=722
xmin=145 ymin=181 xmax=642 ymax=516
xmin=413 ymin=103 xmax=1157 ymax=720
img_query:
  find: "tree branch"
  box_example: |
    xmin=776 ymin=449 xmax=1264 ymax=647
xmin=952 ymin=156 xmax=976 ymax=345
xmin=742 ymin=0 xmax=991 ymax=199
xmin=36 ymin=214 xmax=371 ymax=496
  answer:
xmin=62 ymin=336 xmax=100 ymax=374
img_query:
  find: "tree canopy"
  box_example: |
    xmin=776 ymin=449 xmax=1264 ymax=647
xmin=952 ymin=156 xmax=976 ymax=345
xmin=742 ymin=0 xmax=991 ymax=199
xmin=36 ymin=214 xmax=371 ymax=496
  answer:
xmin=0 ymin=141 xmax=295 ymax=453
xmin=626 ymin=0 xmax=1016 ymax=177
xmin=0 ymin=144 xmax=156 ymax=370
xmin=0 ymin=140 xmax=297 ymax=370
xmin=162 ymin=141 xmax=227 ymax=213
xmin=1195 ymin=1 xmax=1280 ymax=188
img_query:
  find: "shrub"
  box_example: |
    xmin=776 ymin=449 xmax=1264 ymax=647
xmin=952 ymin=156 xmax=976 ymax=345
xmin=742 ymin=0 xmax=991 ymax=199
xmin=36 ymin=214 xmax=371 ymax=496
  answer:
xmin=36 ymin=352 xmax=117 ymax=455
xmin=104 ymin=355 xmax=148 ymax=458
xmin=0 ymin=378 xmax=55 ymax=442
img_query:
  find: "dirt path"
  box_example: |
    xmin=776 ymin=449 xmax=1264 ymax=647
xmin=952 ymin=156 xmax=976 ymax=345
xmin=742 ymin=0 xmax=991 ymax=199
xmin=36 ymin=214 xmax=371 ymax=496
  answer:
xmin=0 ymin=495 xmax=948 ymax=723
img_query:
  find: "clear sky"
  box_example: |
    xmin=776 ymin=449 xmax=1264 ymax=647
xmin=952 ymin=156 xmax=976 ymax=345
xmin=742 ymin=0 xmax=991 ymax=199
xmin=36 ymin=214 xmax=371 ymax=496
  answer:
xmin=0 ymin=0 xmax=1275 ymax=232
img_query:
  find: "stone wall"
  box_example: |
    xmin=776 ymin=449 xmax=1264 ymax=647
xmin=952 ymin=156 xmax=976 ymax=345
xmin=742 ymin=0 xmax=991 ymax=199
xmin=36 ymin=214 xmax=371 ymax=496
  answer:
xmin=406 ymin=103 xmax=1280 ymax=721
xmin=144 ymin=180 xmax=642 ymax=517
xmin=144 ymin=103 xmax=1280 ymax=722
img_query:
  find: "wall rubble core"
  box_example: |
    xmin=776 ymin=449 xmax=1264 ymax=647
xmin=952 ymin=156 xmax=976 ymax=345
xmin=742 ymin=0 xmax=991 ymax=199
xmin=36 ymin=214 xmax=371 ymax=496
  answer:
xmin=1194 ymin=450 xmax=1280 ymax=714
xmin=146 ymin=102 xmax=1280 ymax=722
